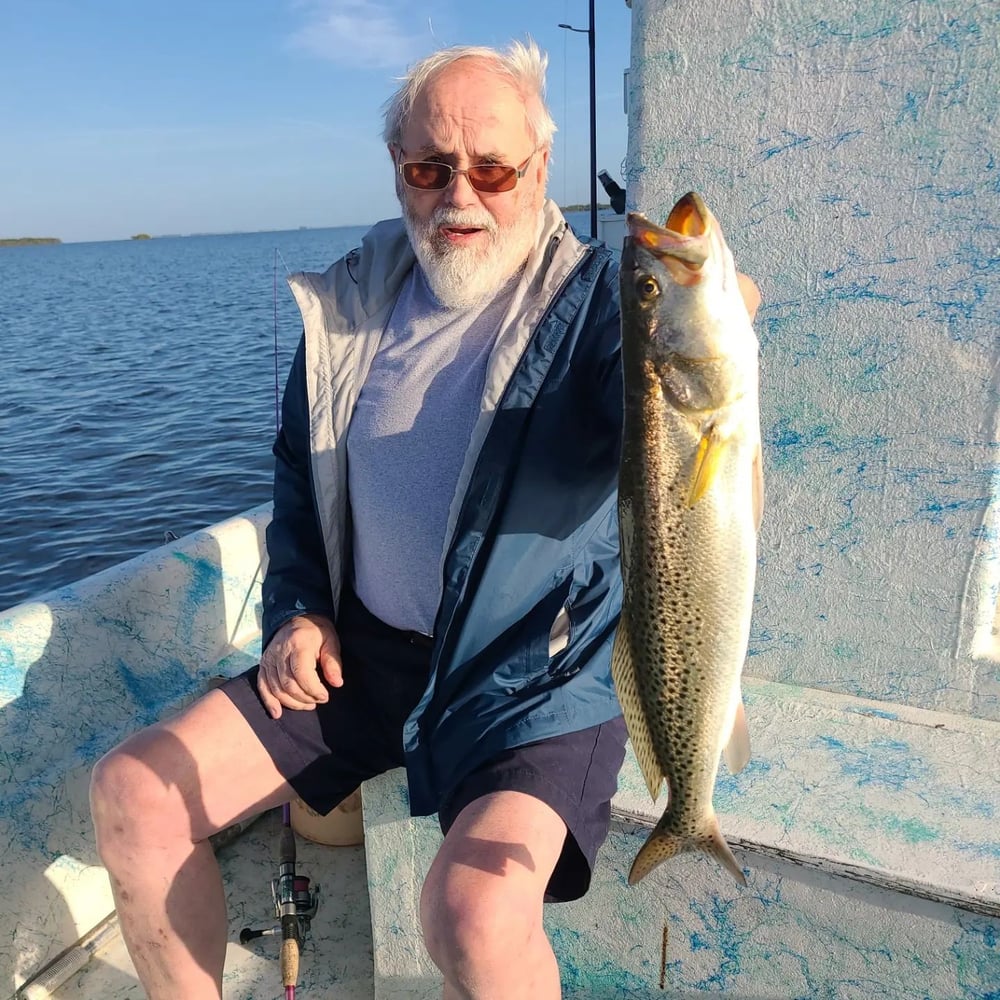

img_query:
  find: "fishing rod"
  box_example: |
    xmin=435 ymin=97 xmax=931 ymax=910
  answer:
xmin=238 ymin=250 xmax=320 ymax=999
xmin=239 ymin=803 xmax=320 ymax=998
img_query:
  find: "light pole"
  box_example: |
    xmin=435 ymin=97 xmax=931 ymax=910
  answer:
xmin=559 ymin=0 xmax=597 ymax=239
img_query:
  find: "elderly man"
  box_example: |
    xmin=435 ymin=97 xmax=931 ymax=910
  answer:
xmin=91 ymin=39 xmax=758 ymax=999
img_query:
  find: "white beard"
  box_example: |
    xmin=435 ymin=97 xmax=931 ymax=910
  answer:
xmin=401 ymin=201 xmax=538 ymax=310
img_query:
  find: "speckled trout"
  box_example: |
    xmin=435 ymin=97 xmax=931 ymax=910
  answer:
xmin=613 ymin=192 xmax=762 ymax=886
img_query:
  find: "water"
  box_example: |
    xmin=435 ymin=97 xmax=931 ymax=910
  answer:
xmin=0 ymin=213 xmax=594 ymax=610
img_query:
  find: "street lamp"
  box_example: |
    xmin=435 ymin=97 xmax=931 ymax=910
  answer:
xmin=559 ymin=0 xmax=597 ymax=240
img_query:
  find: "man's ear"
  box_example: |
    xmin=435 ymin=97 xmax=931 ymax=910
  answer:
xmin=534 ymin=146 xmax=550 ymax=185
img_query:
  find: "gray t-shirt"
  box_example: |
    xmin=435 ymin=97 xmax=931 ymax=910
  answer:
xmin=347 ymin=265 xmax=515 ymax=634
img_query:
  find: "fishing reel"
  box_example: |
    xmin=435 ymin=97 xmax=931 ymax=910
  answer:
xmin=239 ymin=872 xmax=321 ymax=945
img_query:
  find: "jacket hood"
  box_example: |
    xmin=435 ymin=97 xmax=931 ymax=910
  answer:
xmin=353 ymin=217 xmax=415 ymax=318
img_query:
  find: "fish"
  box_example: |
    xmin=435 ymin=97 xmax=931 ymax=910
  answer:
xmin=612 ymin=191 xmax=763 ymax=886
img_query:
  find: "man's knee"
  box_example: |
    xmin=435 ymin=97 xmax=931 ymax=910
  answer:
xmin=419 ymin=863 xmax=544 ymax=977
xmin=90 ymin=733 xmax=191 ymax=853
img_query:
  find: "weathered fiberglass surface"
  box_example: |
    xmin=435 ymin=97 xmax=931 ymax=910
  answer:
xmin=626 ymin=0 xmax=1000 ymax=722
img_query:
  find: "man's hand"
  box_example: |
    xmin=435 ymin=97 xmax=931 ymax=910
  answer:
xmin=257 ymin=614 xmax=343 ymax=719
xmin=737 ymin=272 xmax=761 ymax=321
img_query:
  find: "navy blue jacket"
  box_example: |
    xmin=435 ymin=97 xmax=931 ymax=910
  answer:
xmin=264 ymin=216 xmax=624 ymax=815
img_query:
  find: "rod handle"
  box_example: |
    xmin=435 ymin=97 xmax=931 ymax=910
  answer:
xmin=281 ymin=936 xmax=300 ymax=988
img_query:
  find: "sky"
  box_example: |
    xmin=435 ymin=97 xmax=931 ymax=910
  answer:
xmin=0 ymin=0 xmax=632 ymax=243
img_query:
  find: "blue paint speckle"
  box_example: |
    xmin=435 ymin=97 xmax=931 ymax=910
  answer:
xmin=813 ymin=734 xmax=930 ymax=792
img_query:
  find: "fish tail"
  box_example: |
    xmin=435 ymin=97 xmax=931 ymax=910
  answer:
xmin=701 ymin=817 xmax=748 ymax=885
xmin=628 ymin=828 xmax=685 ymax=885
xmin=629 ymin=814 xmax=747 ymax=886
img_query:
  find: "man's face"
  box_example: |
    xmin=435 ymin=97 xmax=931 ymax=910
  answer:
xmin=392 ymin=58 xmax=550 ymax=308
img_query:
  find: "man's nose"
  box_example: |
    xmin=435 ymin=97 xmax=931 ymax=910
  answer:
xmin=442 ymin=169 xmax=480 ymax=209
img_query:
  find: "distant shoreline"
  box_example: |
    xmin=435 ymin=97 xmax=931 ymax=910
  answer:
xmin=2 ymin=208 xmax=609 ymax=246
xmin=0 ymin=237 xmax=61 ymax=247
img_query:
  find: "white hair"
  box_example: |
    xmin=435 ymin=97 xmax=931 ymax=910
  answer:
xmin=381 ymin=39 xmax=557 ymax=151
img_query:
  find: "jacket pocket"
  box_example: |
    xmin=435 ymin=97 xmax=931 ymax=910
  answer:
xmin=548 ymin=603 xmax=571 ymax=657
xmin=510 ymin=596 xmax=584 ymax=694
xmin=491 ymin=578 xmax=574 ymax=694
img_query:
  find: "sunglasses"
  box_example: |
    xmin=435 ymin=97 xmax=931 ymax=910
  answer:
xmin=398 ymin=150 xmax=536 ymax=193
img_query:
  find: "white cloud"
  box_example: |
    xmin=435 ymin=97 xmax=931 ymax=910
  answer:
xmin=287 ymin=0 xmax=423 ymax=70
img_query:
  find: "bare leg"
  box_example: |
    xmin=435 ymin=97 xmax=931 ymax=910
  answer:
xmin=90 ymin=689 xmax=293 ymax=999
xmin=420 ymin=791 xmax=565 ymax=1000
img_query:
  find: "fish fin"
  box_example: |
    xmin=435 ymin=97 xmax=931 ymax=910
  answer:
xmin=752 ymin=442 xmax=764 ymax=532
xmin=628 ymin=814 xmax=747 ymax=886
xmin=611 ymin=618 xmax=664 ymax=802
xmin=723 ymin=695 xmax=751 ymax=775
xmin=701 ymin=815 xmax=748 ymax=885
xmin=687 ymin=425 xmax=726 ymax=507
xmin=629 ymin=827 xmax=684 ymax=885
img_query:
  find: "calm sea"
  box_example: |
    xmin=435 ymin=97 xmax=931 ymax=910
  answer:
xmin=0 ymin=213 xmax=593 ymax=610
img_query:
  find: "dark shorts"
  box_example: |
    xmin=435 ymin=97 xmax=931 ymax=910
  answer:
xmin=220 ymin=586 xmax=627 ymax=902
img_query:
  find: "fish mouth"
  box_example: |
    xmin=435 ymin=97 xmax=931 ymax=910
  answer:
xmin=626 ymin=191 xmax=710 ymax=246
xmin=664 ymin=192 xmax=709 ymax=238
xmin=626 ymin=192 xmax=712 ymax=284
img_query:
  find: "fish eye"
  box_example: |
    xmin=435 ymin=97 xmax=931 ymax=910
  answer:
xmin=637 ymin=275 xmax=660 ymax=300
